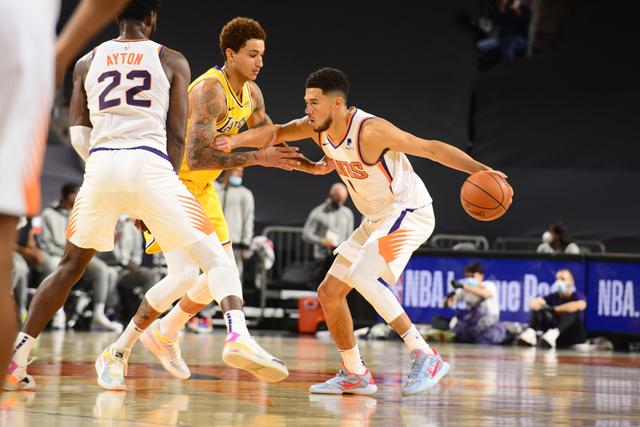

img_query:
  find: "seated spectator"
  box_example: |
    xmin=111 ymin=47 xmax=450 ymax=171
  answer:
xmin=537 ymin=222 xmax=580 ymax=254
xmin=97 ymin=216 xmax=156 ymax=324
xmin=477 ymin=0 xmax=531 ymax=62
xmin=517 ymin=269 xmax=587 ymax=348
xmin=445 ymin=262 xmax=505 ymax=344
xmin=12 ymin=252 xmax=29 ymax=323
xmin=39 ymin=182 xmax=120 ymax=331
xmin=302 ymin=183 xmax=354 ymax=283
xmin=215 ymin=167 xmax=255 ymax=280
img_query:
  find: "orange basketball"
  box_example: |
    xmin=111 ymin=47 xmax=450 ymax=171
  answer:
xmin=460 ymin=170 xmax=513 ymax=221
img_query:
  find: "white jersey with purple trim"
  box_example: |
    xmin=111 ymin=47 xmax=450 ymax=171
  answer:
xmin=85 ymin=39 xmax=170 ymax=153
xmin=319 ymin=108 xmax=432 ymax=220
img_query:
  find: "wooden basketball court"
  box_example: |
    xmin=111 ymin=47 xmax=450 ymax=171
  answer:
xmin=1 ymin=331 xmax=639 ymax=426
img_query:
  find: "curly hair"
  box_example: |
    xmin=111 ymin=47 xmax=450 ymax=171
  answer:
xmin=305 ymin=67 xmax=350 ymax=100
xmin=219 ymin=17 xmax=266 ymax=61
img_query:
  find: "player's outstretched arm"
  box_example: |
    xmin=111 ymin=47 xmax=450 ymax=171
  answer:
xmin=293 ymin=156 xmax=335 ymax=175
xmin=247 ymin=82 xmax=273 ymax=129
xmin=362 ymin=119 xmax=506 ymax=178
xmin=162 ymin=49 xmax=191 ymax=172
xmin=186 ymin=79 xmax=302 ymax=171
xmin=68 ymin=53 xmax=94 ymax=162
xmin=55 ymin=0 xmax=131 ymax=86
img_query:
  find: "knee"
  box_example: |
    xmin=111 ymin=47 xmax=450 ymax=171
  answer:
xmin=317 ymin=278 xmax=349 ymax=308
xmin=175 ymin=264 xmax=200 ymax=288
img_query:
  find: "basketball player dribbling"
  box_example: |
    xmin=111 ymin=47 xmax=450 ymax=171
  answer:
xmin=98 ymin=17 xmax=303 ymax=388
xmin=0 ymin=0 xmax=132 ymax=394
xmin=5 ymin=0 xmax=287 ymax=392
xmin=226 ymin=67 xmax=508 ymax=395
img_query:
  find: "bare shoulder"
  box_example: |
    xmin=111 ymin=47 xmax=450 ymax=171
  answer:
xmin=359 ymin=117 xmax=396 ymax=141
xmin=159 ymin=47 xmax=190 ymax=76
xmin=189 ymin=77 xmax=227 ymax=120
xmin=190 ymin=77 xmax=226 ymax=106
xmin=73 ymin=50 xmax=94 ymax=77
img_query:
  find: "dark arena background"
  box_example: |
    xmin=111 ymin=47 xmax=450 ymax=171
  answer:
xmin=4 ymin=0 xmax=640 ymax=426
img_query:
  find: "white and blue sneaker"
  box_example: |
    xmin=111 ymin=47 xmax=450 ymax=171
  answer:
xmin=309 ymin=366 xmax=377 ymax=395
xmin=95 ymin=345 xmax=130 ymax=391
xmin=401 ymin=349 xmax=450 ymax=396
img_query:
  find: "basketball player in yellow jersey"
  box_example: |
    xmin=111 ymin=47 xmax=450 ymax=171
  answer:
xmin=102 ymin=17 xmax=303 ymax=386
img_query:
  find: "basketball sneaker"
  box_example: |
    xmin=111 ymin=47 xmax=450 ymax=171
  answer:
xmin=186 ymin=316 xmax=212 ymax=334
xmin=222 ymin=332 xmax=289 ymax=383
xmin=4 ymin=360 xmax=35 ymax=391
xmin=95 ymin=345 xmax=130 ymax=391
xmin=139 ymin=320 xmax=190 ymax=379
xmin=309 ymin=366 xmax=377 ymax=395
xmin=516 ymin=327 xmax=537 ymax=346
xmin=401 ymin=349 xmax=450 ymax=396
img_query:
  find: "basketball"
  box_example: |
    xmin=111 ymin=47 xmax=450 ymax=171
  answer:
xmin=460 ymin=170 xmax=513 ymax=221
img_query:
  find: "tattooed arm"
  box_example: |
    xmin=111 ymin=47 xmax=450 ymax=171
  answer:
xmin=186 ymin=79 xmax=302 ymax=171
xmin=247 ymin=81 xmax=273 ymax=128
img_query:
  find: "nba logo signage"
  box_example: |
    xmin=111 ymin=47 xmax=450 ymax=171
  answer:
xmin=391 ymin=254 xmax=584 ymax=324
xmin=586 ymin=261 xmax=640 ymax=334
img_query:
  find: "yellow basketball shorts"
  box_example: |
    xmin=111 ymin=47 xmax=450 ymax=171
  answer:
xmin=144 ymin=181 xmax=231 ymax=254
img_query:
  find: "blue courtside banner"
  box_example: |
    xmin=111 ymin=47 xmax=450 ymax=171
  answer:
xmin=390 ymin=255 xmax=585 ymax=324
xmin=585 ymin=261 xmax=640 ymax=334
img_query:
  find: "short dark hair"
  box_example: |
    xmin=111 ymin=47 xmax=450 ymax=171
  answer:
xmin=306 ymin=67 xmax=350 ymax=100
xmin=464 ymin=262 xmax=484 ymax=275
xmin=61 ymin=183 xmax=80 ymax=199
xmin=219 ymin=17 xmax=266 ymax=60
xmin=118 ymin=0 xmax=161 ymax=21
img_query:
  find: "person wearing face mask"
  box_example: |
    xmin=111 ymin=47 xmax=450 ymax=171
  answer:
xmin=215 ymin=167 xmax=255 ymax=281
xmin=302 ymin=183 xmax=355 ymax=264
xmin=445 ymin=262 xmax=505 ymax=344
xmin=517 ymin=269 xmax=587 ymax=348
xmin=537 ymin=222 xmax=580 ymax=254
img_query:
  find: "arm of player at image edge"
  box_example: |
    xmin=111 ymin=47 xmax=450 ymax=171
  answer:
xmin=68 ymin=53 xmax=94 ymax=162
xmin=55 ymin=0 xmax=132 ymax=86
xmin=363 ymin=118 xmax=510 ymax=181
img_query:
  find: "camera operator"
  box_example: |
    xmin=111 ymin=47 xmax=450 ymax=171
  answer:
xmin=445 ymin=262 xmax=504 ymax=344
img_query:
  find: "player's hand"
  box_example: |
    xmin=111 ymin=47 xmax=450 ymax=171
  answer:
xmin=134 ymin=219 xmax=149 ymax=233
xmin=486 ymin=169 xmax=508 ymax=180
xmin=258 ymin=146 xmax=304 ymax=170
xmin=212 ymin=135 xmax=233 ymax=153
xmin=314 ymin=159 xmax=335 ymax=175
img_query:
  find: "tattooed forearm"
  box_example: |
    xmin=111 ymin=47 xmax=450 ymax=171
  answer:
xmin=187 ymin=122 xmax=260 ymax=170
xmin=251 ymin=114 xmax=273 ymax=128
xmin=133 ymin=298 xmax=162 ymax=329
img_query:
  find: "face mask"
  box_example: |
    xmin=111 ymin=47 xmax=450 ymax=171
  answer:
xmin=551 ymin=279 xmax=568 ymax=294
xmin=461 ymin=277 xmax=479 ymax=287
xmin=542 ymin=231 xmax=553 ymax=243
xmin=229 ymin=176 xmax=242 ymax=186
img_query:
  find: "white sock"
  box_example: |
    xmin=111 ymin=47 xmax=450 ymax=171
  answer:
xmin=339 ymin=344 xmax=366 ymax=375
xmin=114 ymin=320 xmax=144 ymax=350
xmin=224 ymin=309 xmax=249 ymax=336
xmin=94 ymin=302 xmax=106 ymax=318
xmin=401 ymin=325 xmax=433 ymax=355
xmin=159 ymin=304 xmax=194 ymax=338
xmin=12 ymin=332 xmax=35 ymax=366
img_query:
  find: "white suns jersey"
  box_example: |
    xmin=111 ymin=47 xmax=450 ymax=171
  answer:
xmin=320 ymin=108 xmax=432 ymax=220
xmin=85 ymin=39 xmax=170 ymax=153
